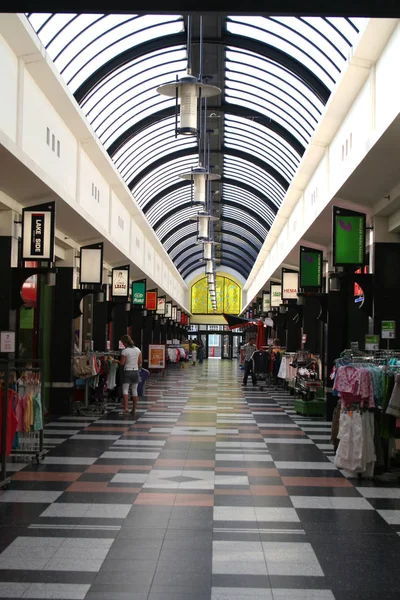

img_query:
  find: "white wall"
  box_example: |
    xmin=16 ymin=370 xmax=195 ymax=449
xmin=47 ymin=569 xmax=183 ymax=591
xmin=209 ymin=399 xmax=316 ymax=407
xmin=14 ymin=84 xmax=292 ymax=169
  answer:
xmin=0 ymin=34 xmax=18 ymax=143
xmin=22 ymin=70 xmax=78 ymax=201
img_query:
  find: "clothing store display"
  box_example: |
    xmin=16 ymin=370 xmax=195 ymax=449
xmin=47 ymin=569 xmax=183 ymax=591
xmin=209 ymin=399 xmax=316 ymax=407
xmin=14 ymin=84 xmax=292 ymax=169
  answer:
xmin=334 ymin=409 xmax=375 ymax=476
xmin=331 ymin=353 xmax=400 ymax=477
xmin=0 ymin=390 xmax=18 ymax=456
xmin=386 ymin=373 xmax=400 ymax=418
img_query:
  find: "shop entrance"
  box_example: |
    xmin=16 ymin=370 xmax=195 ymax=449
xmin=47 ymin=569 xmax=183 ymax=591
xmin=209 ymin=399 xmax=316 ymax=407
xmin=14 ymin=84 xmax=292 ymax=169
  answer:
xmin=189 ymin=327 xmax=243 ymax=360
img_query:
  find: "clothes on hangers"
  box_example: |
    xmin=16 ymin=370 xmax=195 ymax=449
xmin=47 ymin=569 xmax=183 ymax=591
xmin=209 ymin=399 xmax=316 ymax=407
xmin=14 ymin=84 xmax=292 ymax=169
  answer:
xmin=334 ymin=407 xmax=375 ymax=476
xmin=0 ymin=389 xmax=18 ymax=456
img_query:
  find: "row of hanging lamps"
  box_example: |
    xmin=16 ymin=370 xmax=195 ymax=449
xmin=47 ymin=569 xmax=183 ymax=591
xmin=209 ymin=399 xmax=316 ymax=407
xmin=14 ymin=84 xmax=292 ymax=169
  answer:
xmin=156 ymin=13 xmax=220 ymax=313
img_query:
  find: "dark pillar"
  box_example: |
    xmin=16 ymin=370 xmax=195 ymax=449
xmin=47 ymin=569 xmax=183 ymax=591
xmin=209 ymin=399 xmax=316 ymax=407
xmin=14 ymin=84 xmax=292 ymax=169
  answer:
xmin=142 ymin=315 xmax=153 ymax=367
xmin=111 ymin=303 xmax=129 ymax=350
xmin=130 ymin=308 xmax=143 ymax=350
xmin=0 ymin=238 xmax=13 ymax=344
xmin=373 ymin=243 xmax=400 ymax=348
xmin=93 ymin=301 xmax=107 ymax=352
xmin=152 ymin=318 xmax=161 ymax=345
xmin=50 ymin=267 xmax=74 ymax=416
xmin=302 ymin=297 xmax=324 ymax=355
xmin=286 ymin=305 xmax=302 ymax=352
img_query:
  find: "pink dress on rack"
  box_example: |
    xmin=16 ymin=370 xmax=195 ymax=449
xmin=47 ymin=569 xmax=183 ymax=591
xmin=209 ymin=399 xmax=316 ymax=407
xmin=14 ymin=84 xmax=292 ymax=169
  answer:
xmin=333 ymin=366 xmax=374 ymax=408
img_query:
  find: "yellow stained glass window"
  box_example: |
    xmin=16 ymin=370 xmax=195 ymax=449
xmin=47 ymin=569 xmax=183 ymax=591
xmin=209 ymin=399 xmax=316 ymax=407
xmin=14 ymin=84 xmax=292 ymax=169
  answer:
xmin=191 ymin=275 xmax=241 ymax=314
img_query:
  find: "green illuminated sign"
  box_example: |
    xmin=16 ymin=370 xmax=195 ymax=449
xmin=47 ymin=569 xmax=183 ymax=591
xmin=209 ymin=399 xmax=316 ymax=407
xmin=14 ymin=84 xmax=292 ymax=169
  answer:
xmin=299 ymin=246 xmax=323 ymax=288
xmin=333 ymin=207 xmax=366 ymax=267
xmin=132 ymin=281 xmax=146 ymax=305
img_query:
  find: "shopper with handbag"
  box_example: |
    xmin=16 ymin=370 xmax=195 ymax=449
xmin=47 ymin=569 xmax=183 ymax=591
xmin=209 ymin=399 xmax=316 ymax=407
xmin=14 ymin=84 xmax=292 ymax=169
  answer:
xmin=114 ymin=335 xmax=142 ymax=417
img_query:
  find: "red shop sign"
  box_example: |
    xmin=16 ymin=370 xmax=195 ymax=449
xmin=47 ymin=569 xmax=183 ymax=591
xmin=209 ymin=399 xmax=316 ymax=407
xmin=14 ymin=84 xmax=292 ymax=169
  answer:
xmin=146 ymin=291 xmax=157 ymax=311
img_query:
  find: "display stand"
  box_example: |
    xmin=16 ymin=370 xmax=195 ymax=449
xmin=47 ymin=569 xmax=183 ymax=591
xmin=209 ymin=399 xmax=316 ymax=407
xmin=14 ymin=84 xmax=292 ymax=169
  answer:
xmin=148 ymin=345 xmax=166 ymax=378
xmin=0 ymin=359 xmax=45 ymax=490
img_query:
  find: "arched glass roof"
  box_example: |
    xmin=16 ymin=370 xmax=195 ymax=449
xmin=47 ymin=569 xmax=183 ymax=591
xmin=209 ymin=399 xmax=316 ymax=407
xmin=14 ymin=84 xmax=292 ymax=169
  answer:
xmin=27 ymin=13 xmax=367 ymax=281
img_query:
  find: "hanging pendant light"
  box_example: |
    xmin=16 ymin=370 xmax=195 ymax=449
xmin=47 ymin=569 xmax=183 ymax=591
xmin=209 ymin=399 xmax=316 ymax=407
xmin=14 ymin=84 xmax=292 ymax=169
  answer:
xmin=205 ymin=259 xmax=214 ymax=275
xmin=189 ymin=211 xmax=218 ymax=242
xmin=156 ymin=16 xmax=221 ymax=137
xmin=179 ymin=167 xmax=220 ymax=206
xmin=203 ymin=241 xmax=213 ymax=260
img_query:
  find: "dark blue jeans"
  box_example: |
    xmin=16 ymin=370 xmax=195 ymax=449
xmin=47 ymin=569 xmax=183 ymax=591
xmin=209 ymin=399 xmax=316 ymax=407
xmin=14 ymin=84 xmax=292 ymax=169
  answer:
xmin=243 ymin=360 xmax=256 ymax=385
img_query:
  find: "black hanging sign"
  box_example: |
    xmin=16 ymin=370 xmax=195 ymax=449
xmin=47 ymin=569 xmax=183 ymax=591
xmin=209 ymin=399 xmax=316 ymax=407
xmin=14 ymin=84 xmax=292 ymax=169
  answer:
xmin=22 ymin=202 xmax=55 ymax=261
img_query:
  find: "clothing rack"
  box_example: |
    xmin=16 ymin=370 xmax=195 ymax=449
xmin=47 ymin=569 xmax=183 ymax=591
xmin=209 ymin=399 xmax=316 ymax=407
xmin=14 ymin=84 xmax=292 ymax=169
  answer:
xmin=72 ymin=351 xmax=120 ymax=415
xmin=332 ymin=353 xmax=400 ymax=479
xmin=0 ymin=359 xmax=45 ymax=490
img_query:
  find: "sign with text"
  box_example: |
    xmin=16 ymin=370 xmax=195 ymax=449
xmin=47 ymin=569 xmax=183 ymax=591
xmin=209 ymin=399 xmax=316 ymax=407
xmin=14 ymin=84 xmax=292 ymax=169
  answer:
xmin=382 ymin=321 xmax=396 ymax=339
xmin=132 ymin=281 xmax=146 ymax=305
xmin=156 ymin=297 xmax=166 ymax=315
xmin=172 ymin=306 xmax=177 ymax=321
xmin=146 ymin=291 xmax=157 ymax=311
xmin=0 ymin=331 xmax=15 ymax=353
xmin=365 ymin=335 xmax=379 ymax=351
xmin=333 ymin=206 xmax=366 ymax=267
xmin=300 ymin=246 xmax=323 ymax=288
xmin=165 ymin=302 xmax=172 ymax=318
xmin=177 ymin=309 xmax=182 ymax=323
xmin=22 ymin=202 xmax=55 ymax=261
xmin=80 ymin=243 xmax=103 ymax=285
xmin=262 ymin=292 xmax=270 ymax=313
xmin=148 ymin=344 xmax=166 ymax=369
xmin=112 ymin=266 xmax=129 ymax=298
xmin=270 ymin=283 xmax=282 ymax=307
xmin=282 ymin=271 xmax=299 ymax=300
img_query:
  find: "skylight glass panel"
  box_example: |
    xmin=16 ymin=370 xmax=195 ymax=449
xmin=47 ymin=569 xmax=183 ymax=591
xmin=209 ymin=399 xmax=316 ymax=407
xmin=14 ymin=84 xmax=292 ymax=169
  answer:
xmin=222 ymin=221 xmax=262 ymax=250
xmin=146 ymin=187 xmax=192 ymax=225
xmin=222 ymin=204 xmax=268 ymax=239
xmin=133 ymin=155 xmax=198 ymax=208
xmin=228 ymin=17 xmax=333 ymax=89
xmin=223 ymin=184 xmax=276 ymax=227
xmin=226 ymin=51 xmax=322 ymax=122
xmin=225 ymin=76 xmax=313 ymax=144
xmin=222 ymin=233 xmax=258 ymax=258
xmin=156 ymin=205 xmax=199 ymax=240
xmin=225 ymin=114 xmax=302 ymax=165
xmin=164 ymin=223 xmax=197 ymax=249
xmin=170 ymin=236 xmax=199 ymax=260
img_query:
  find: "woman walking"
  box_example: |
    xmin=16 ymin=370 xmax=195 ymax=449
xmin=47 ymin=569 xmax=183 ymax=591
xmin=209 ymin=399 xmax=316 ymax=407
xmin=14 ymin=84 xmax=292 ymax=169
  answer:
xmin=191 ymin=339 xmax=198 ymax=366
xmin=114 ymin=335 xmax=142 ymax=417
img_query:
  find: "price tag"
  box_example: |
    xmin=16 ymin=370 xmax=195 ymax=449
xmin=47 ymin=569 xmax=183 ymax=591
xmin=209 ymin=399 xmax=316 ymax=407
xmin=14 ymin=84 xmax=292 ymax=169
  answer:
xmin=382 ymin=321 xmax=396 ymax=339
xmin=0 ymin=331 xmax=15 ymax=353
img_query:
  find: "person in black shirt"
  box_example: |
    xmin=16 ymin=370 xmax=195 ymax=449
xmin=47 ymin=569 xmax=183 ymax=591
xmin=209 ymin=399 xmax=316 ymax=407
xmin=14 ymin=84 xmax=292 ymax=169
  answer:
xmin=242 ymin=338 xmax=257 ymax=386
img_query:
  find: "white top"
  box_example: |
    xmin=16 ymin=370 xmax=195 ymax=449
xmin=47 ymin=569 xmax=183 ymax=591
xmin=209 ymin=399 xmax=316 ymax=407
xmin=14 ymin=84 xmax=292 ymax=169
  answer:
xmin=122 ymin=346 xmax=141 ymax=370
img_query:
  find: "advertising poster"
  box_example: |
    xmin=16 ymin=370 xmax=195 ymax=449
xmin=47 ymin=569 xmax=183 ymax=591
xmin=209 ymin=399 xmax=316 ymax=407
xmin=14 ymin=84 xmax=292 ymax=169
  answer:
xmin=299 ymin=246 xmax=323 ymax=288
xmin=148 ymin=344 xmax=166 ymax=369
xmin=156 ymin=297 xmax=166 ymax=315
xmin=262 ymin=292 xmax=270 ymax=313
xmin=270 ymin=283 xmax=282 ymax=307
xmin=146 ymin=291 xmax=157 ymax=311
xmin=132 ymin=281 xmax=146 ymax=305
xmin=80 ymin=243 xmax=103 ymax=285
xmin=333 ymin=206 xmax=366 ymax=267
xmin=282 ymin=271 xmax=299 ymax=300
xmin=165 ymin=302 xmax=172 ymax=318
xmin=112 ymin=266 xmax=129 ymax=297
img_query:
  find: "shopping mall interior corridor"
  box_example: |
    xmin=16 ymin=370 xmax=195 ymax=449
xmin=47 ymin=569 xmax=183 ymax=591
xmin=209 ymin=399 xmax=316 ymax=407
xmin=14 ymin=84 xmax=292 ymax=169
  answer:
xmin=1 ymin=360 xmax=400 ymax=600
